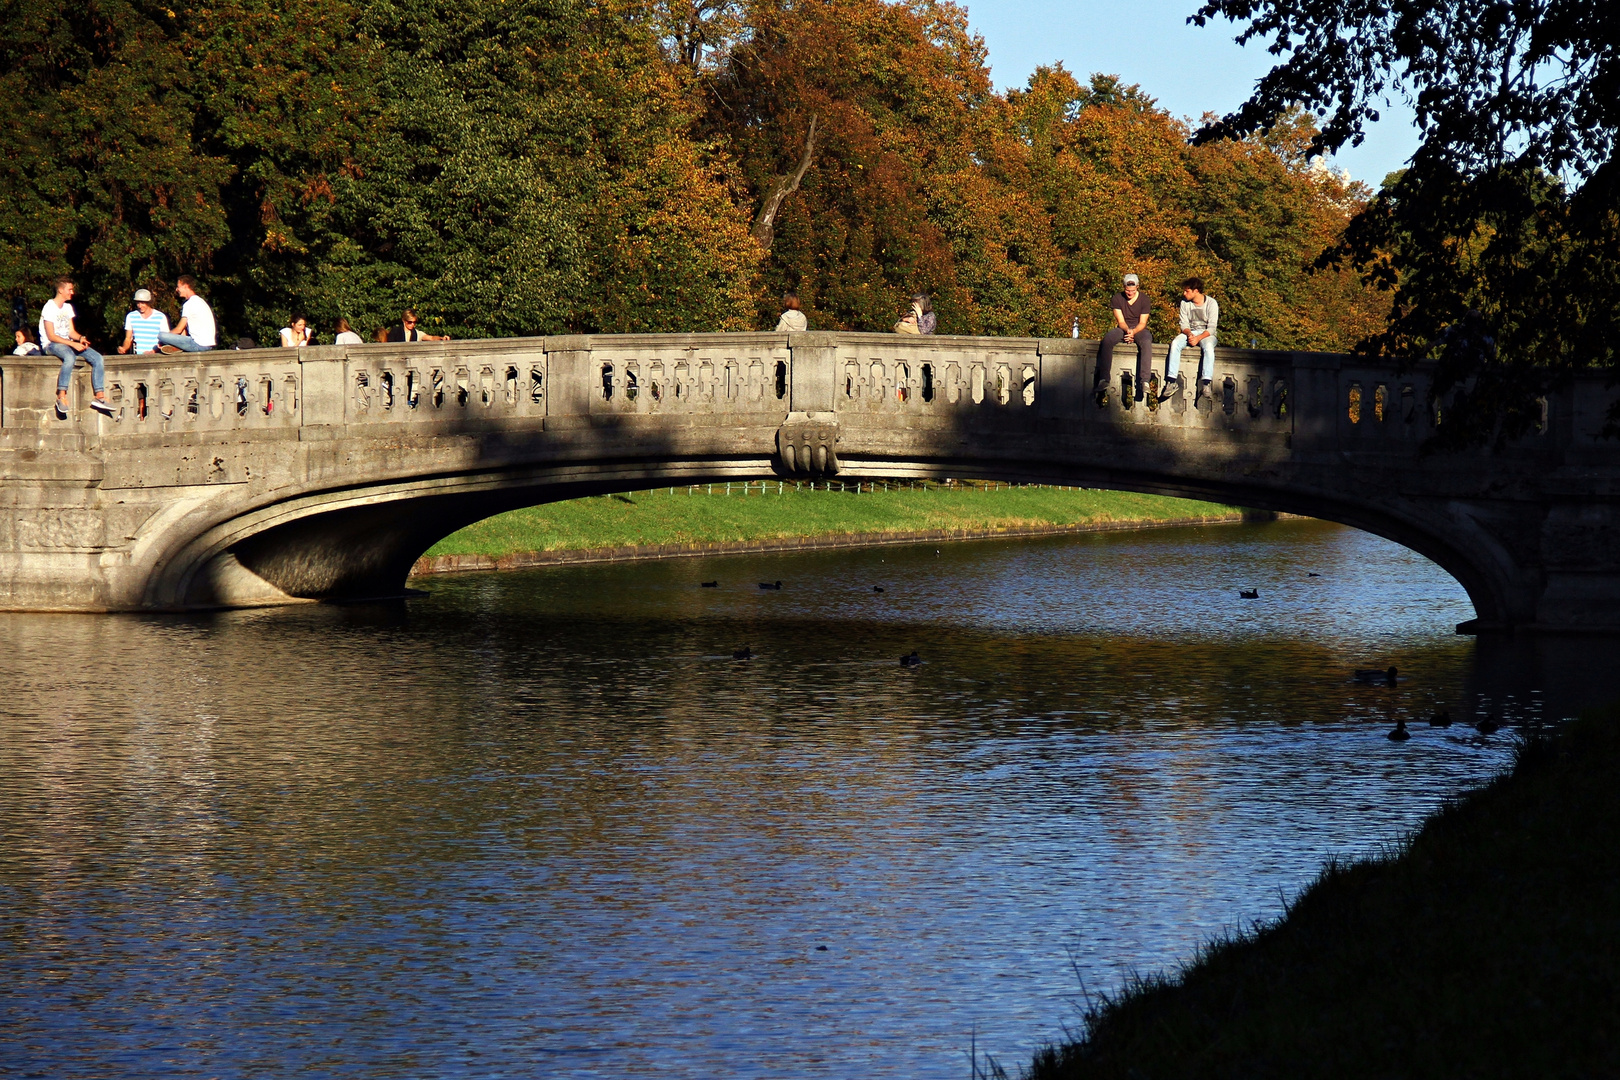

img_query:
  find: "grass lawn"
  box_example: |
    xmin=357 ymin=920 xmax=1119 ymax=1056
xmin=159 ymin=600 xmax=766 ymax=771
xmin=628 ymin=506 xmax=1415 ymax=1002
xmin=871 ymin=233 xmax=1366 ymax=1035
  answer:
xmin=1024 ymin=706 xmax=1620 ymax=1079
xmin=424 ymin=482 xmax=1239 ymax=558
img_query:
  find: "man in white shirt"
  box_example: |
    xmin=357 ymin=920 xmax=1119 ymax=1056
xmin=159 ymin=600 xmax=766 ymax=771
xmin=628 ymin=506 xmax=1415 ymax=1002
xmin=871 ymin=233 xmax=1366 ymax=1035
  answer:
xmin=40 ymin=277 xmax=113 ymax=420
xmin=119 ymin=289 xmax=171 ymax=354
xmin=1163 ymin=276 xmax=1220 ymax=402
xmin=157 ymin=276 xmax=217 ymax=352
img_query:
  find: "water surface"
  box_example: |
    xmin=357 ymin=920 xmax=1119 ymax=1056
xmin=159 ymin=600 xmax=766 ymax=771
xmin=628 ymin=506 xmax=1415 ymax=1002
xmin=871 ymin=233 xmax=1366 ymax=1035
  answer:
xmin=0 ymin=520 xmax=1528 ymax=1077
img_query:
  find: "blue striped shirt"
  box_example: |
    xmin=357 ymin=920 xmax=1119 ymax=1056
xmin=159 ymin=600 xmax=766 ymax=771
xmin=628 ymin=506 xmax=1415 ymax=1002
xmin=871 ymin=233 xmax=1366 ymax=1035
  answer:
xmin=124 ymin=309 xmax=170 ymax=354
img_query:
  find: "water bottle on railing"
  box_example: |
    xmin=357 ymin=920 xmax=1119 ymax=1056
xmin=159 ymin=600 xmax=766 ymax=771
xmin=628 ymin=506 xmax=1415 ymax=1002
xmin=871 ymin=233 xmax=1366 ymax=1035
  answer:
xmin=1071 ymin=316 xmax=1079 ymax=339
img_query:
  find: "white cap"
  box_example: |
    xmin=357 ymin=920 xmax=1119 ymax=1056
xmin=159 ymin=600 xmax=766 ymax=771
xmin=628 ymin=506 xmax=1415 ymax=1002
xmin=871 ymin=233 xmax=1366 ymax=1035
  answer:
xmin=133 ymin=289 xmax=153 ymax=303
xmin=1122 ymin=273 xmax=1140 ymax=287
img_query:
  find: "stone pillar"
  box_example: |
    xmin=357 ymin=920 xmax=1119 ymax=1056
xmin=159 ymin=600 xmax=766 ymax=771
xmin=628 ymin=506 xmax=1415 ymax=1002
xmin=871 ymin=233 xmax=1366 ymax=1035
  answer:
xmin=787 ymin=332 xmax=838 ymax=414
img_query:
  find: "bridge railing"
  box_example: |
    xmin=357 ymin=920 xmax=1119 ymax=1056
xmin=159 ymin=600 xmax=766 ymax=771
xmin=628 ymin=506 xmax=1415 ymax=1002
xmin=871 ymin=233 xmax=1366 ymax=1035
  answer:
xmin=3 ymin=331 xmax=1582 ymax=454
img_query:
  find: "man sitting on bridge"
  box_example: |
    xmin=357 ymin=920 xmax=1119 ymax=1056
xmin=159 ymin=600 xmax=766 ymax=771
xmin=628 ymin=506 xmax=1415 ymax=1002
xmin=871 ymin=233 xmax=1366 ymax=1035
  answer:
xmin=156 ymin=276 xmax=217 ymax=353
xmin=118 ymin=289 xmax=170 ymax=355
xmin=1095 ymin=273 xmax=1153 ymax=406
xmin=1162 ymin=277 xmax=1218 ymax=403
xmin=40 ymin=277 xmax=113 ymax=420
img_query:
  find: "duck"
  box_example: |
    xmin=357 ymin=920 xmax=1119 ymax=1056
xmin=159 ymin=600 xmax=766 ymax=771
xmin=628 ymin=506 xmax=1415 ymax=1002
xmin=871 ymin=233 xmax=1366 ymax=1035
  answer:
xmin=1308 ymin=572 xmax=1321 ymax=577
xmin=1428 ymin=710 xmax=1453 ymax=727
xmin=900 ymin=651 xmax=922 ymax=667
xmin=1387 ymin=720 xmax=1410 ymax=741
xmin=1353 ymin=665 xmax=1399 ymax=686
xmin=873 ymin=585 xmax=886 ymax=593
xmin=1239 ymin=589 xmax=1259 ymax=599
xmin=733 ymin=645 xmax=754 ymax=660
xmin=758 ymin=580 xmax=783 ymax=590
xmin=1477 ymin=713 xmax=1501 ymax=735
xmin=701 ymin=580 xmax=719 ymax=588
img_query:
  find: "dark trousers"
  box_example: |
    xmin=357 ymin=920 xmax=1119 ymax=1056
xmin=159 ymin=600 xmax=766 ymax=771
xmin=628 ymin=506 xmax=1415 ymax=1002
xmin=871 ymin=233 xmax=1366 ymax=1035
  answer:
xmin=1096 ymin=327 xmax=1153 ymax=387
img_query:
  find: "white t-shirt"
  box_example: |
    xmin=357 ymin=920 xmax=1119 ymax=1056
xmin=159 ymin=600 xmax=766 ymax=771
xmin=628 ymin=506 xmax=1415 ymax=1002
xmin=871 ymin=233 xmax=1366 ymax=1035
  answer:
xmin=40 ymin=299 xmax=74 ymax=346
xmin=334 ymin=331 xmax=364 ymax=345
xmin=181 ymin=295 xmax=217 ymax=347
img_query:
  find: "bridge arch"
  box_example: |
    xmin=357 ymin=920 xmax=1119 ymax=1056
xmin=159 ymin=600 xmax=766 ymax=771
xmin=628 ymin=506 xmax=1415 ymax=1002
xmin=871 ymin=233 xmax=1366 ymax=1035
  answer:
xmin=152 ymin=451 xmax=1497 ymax=629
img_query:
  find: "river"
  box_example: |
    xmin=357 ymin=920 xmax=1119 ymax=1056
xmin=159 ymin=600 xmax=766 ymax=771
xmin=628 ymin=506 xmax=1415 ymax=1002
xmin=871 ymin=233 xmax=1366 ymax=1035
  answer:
xmin=0 ymin=519 xmax=1554 ymax=1077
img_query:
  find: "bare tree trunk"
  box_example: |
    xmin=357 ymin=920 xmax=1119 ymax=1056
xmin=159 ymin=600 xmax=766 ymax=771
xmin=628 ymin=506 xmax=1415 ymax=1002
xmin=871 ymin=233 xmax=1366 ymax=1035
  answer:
xmin=751 ymin=114 xmax=818 ymax=250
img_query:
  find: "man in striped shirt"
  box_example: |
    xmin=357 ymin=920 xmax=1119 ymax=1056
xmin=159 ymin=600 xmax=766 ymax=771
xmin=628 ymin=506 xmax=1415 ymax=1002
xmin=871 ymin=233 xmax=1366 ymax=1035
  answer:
xmin=118 ymin=289 xmax=170 ymax=355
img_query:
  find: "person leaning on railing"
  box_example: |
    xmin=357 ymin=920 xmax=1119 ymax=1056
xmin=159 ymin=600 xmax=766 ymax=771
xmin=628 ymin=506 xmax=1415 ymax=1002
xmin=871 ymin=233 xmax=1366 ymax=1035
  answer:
xmin=893 ymin=293 xmax=935 ymax=335
xmin=775 ymin=291 xmax=808 ymax=332
xmin=279 ymin=313 xmax=312 ymax=348
xmin=385 ymin=308 xmax=451 ymax=342
xmin=39 ymin=276 xmax=113 ymax=420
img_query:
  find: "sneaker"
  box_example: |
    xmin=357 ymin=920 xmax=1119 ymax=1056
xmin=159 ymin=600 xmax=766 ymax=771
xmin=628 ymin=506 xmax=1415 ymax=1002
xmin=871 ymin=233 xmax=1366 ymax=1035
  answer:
xmin=1195 ymin=378 xmax=1214 ymax=411
xmin=55 ymin=397 xmax=68 ymax=420
xmin=1159 ymin=376 xmax=1182 ymax=401
xmin=91 ymin=398 xmax=114 ymax=417
xmin=1130 ymin=375 xmax=1144 ymax=403
xmin=1093 ymin=381 xmax=1109 ymax=408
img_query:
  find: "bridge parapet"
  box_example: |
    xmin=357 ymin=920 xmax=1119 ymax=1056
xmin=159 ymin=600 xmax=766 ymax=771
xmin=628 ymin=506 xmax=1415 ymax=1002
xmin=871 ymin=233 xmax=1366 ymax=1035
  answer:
xmin=2 ymin=332 xmax=1475 ymax=451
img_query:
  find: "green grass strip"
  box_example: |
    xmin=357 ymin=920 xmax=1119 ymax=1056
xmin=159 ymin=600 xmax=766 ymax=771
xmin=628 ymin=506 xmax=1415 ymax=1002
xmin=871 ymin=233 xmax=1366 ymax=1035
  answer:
xmin=425 ymin=483 xmax=1238 ymax=558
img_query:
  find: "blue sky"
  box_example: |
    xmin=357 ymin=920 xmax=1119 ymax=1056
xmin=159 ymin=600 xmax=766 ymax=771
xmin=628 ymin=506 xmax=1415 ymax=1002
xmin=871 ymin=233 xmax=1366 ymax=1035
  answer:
xmin=961 ymin=0 xmax=1420 ymax=186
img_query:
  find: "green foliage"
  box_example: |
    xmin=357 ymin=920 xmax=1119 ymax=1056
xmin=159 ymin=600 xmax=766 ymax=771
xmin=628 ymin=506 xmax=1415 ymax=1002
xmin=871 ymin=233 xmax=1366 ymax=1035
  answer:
xmin=0 ymin=0 xmax=231 ymax=337
xmin=1194 ymin=0 xmax=1620 ymax=444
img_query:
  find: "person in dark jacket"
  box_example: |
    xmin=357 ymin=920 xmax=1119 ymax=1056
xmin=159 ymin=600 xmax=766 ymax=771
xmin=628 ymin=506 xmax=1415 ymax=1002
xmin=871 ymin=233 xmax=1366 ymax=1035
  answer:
xmin=385 ymin=308 xmax=451 ymax=342
xmin=1095 ymin=273 xmax=1152 ymax=405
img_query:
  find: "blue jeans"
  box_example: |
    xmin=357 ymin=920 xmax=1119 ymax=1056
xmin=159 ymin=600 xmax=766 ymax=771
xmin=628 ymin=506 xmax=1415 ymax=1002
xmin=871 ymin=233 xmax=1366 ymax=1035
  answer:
xmin=1167 ymin=333 xmax=1216 ymax=382
xmin=47 ymin=342 xmax=105 ymax=392
xmin=157 ymin=331 xmax=212 ymax=353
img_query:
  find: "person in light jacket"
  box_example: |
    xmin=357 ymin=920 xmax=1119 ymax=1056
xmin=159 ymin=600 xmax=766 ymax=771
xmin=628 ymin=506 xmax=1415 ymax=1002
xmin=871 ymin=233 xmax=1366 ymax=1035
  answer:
xmin=1163 ymin=277 xmax=1219 ymax=401
xmin=775 ymin=291 xmax=808 ymax=332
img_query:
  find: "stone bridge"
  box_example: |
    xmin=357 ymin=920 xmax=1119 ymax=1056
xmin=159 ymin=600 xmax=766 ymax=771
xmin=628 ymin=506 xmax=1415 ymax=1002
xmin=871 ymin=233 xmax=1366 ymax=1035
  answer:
xmin=1 ymin=332 xmax=1616 ymax=632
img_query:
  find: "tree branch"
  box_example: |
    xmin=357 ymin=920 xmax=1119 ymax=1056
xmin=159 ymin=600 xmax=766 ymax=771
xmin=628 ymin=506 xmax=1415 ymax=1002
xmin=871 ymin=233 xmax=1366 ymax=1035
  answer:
xmin=751 ymin=113 xmax=818 ymax=250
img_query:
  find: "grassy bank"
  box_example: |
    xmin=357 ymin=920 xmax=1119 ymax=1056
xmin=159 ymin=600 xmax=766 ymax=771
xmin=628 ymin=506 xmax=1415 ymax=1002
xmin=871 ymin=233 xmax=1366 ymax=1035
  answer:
xmin=424 ymin=483 xmax=1239 ymax=559
xmin=1025 ymin=708 xmax=1620 ymax=1079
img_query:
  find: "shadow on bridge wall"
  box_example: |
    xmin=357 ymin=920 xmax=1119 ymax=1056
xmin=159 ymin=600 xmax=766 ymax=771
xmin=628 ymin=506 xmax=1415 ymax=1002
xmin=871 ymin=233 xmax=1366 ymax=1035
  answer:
xmin=2 ymin=332 xmax=1616 ymax=632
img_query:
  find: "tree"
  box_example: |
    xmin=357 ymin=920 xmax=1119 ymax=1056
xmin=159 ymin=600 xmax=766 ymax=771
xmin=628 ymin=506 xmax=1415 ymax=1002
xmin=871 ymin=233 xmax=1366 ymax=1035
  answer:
xmin=320 ymin=0 xmax=759 ymax=339
xmin=0 ymin=0 xmax=231 ymax=337
xmin=1193 ymin=0 xmax=1620 ymax=445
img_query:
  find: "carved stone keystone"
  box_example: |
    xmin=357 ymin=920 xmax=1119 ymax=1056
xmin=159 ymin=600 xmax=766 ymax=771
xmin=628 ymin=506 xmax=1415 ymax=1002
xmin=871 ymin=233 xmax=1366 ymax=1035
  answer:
xmin=776 ymin=412 xmax=840 ymax=476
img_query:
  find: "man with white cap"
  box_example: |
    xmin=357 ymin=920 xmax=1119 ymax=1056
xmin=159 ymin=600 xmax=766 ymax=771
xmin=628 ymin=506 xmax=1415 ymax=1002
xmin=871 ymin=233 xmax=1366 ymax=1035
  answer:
xmin=1094 ymin=272 xmax=1154 ymax=406
xmin=118 ymin=289 xmax=170 ymax=355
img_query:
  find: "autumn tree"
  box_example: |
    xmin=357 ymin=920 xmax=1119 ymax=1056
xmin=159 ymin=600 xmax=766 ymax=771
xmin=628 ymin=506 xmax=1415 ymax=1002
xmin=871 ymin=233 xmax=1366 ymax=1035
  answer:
xmin=706 ymin=0 xmax=1071 ymax=335
xmin=1010 ymin=67 xmax=1380 ymax=348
